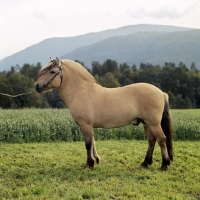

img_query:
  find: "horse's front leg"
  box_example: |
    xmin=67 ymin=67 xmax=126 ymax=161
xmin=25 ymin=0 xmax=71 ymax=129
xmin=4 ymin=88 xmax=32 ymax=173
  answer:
xmin=80 ymin=125 xmax=100 ymax=168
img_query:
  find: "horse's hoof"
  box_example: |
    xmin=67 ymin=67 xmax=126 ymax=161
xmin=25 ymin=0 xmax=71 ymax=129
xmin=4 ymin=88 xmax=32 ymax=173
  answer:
xmin=161 ymin=165 xmax=168 ymax=171
xmin=141 ymin=162 xmax=149 ymax=168
xmin=83 ymin=164 xmax=89 ymax=169
xmin=83 ymin=163 xmax=94 ymax=169
xmin=161 ymin=159 xmax=170 ymax=170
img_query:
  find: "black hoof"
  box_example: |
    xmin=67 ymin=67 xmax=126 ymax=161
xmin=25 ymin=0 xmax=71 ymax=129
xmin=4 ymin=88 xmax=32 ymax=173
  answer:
xmin=141 ymin=161 xmax=149 ymax=168
xmin=83 ymin=163 xmax=94 ymax=169
xmin=161 ymin=158 xmax=171 ymax=171
xmin=161 ymin=165 xmax=168 ymax=171
xmin=84 ymin=159 xmax=95 ymax=169
xmin=83 ymin=164 xmax=89 ymax=169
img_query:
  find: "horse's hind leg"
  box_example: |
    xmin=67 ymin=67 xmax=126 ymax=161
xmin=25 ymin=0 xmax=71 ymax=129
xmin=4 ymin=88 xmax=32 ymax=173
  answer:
xmin=150 ymin=124 xmax=171 ymax=170
xmin=141 ymin=124 xmax=156 ymax=168
xmin=80 ymin=125 xmax=100 ymax=168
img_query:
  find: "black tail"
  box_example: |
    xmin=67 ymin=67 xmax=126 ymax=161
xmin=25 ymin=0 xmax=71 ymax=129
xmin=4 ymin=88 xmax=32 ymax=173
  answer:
xmin=161 ymin=93 xmax=173 ymax=161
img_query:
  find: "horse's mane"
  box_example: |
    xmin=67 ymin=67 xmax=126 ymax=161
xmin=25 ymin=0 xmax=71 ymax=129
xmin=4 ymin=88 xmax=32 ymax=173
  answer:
xmin=62 ymin=59 xmax=98 ymax=84
xmin=39 ymin=60 xmax=57 ymax=76
xmin=38 ymin=59 xmax=99 ymax=85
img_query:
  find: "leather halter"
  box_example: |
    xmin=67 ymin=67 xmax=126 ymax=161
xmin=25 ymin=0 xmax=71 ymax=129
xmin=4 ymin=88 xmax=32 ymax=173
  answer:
xmin=40 ymin=60 xmax=63 ymax=89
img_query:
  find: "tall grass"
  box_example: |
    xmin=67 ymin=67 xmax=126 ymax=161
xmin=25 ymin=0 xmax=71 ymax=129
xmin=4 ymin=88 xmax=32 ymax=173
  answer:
xmin=172 ymin=109 xmax=200 ymax=140
xmin=0 ymin=109 xmax=199 ymax=143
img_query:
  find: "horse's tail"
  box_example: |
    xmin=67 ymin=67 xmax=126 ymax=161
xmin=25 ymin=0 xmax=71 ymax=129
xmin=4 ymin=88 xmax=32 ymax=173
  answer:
xmin=161 ymin=93 xmax=173 ymax=161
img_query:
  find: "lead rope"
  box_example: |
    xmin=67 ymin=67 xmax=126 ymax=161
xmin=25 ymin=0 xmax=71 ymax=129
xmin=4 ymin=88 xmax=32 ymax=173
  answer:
xmin=0 ymin=89 xmax=35 ymax=98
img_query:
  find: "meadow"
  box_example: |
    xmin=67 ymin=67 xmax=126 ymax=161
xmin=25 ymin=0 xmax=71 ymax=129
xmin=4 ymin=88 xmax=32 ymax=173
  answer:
xmin=0 ymin=141 xmax=200 ymax=199
xmin=0 ymin=109 xmax=200 ymax=143
xmin=0 ymin=109 xmax=200 ymax=199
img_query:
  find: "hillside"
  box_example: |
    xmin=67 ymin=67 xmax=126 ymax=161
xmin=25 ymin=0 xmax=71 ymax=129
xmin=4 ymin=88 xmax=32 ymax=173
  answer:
xmin=0 ymin=24 xmax=193 ymax=71
xmin=61 ymin=29 xmax=200 ymax=69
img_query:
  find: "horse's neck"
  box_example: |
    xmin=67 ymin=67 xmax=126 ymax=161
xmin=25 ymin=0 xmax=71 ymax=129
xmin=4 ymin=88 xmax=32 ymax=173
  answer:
xmin=58 ymin=64 xmax=97 ymax=106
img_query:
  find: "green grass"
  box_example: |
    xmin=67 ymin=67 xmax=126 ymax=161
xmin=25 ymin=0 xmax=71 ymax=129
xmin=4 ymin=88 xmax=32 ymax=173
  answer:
xmin=171 ymin=109 xmax=200 ymax=140
xmin=0 ymin=140 xmax=200 ymax=199
xmin=0 ymin=109 xmax=200 ymax=143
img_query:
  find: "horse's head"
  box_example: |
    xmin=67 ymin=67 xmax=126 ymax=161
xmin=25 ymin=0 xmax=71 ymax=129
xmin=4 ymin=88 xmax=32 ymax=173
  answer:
xmin=34 ymin=57 xmax=63 ymax=93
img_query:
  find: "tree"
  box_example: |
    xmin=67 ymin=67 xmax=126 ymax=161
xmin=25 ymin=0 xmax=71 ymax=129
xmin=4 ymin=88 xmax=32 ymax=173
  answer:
xmin=20 ymin=63 xmax=32 ymax=78
xmin=138 ymin=63 xmax=162 ymax=87
xmin=173 ymin=94 xmax=192 ymax=109
xmin=120 ymin=68 xmax=134 ymax=86
xmin=44 ymin=89 xmax=66 ymax=108
xmin=1 ymin=59 xmax=200 ymax=109
xmin=100 ymin=72 xmax=120 ymax=88
xmin=92 ymin=61 xmax=102 ymax=76
xmin=32 ymin=62 xmax=42 ymax=81
xmin=20 ymin=62 xmax=42 ymax=81
xmin=102 ymin=59 xmax=119 ymax=75
xmin=190 ymin=62 xmax=198 ymax=73
xmin=7 ymin=73 xmax=36 ymax=108
xmin=0 ymin=65 xmax=42 ymax=108
xmin=119 ymin=62 xmax=130 ymax=73
xmin=0 ymin=75 xmax=13 ymax=108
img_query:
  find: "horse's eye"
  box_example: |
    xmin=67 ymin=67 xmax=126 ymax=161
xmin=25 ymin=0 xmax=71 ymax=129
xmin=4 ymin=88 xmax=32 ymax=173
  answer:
xmin=50 ymin=71 xmax=56 ymax=74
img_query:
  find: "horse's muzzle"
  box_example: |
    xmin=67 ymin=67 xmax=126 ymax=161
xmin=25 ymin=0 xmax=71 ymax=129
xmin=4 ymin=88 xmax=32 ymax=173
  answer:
xmin=34 ymin=83 xmax=44 ymax=93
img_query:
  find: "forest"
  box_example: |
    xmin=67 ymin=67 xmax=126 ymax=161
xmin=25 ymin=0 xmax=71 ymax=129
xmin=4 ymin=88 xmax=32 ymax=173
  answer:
xmin=0 ymin=59 xmax=200 ymax=109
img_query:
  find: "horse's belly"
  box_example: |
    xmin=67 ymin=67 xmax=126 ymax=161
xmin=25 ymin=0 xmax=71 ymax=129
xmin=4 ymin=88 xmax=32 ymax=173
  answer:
xmin=94 ymin=119 xmax=132 ymax=128
xmin=94 ymin=109 xmax=136 ymax=128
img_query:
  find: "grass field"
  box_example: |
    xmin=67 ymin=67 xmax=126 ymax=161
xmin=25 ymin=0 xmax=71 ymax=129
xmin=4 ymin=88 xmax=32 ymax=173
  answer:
xmin=0 ymin=140 xmax=200 ymax=199
xmin=0 ymin=109 xmax=200 ymax=199
xmin=0 ymin=109 xmax=200 ymax=143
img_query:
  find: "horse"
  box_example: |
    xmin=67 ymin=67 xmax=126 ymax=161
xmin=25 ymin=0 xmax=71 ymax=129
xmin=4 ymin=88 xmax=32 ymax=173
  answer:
xmin=34 ymin=57 xmax=173 ymax=170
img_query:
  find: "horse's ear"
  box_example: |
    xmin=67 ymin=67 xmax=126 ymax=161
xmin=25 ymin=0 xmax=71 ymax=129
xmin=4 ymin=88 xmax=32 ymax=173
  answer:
xmin=56 ymin=57 xmax=61 ymax=66
xmin=50 ymin=57 xmax=53 ymax=61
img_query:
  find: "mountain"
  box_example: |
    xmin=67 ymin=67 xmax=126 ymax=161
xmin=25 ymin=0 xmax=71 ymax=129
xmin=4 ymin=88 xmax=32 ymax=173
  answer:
xmin=61 ymin=29 xmax=200 ymax=69
xmin=0 ymin=24 xmax=193 ymax=71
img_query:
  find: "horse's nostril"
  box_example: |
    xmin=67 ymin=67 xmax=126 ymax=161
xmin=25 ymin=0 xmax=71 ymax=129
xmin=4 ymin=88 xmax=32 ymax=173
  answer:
xmin=34 ymin=83 xmax=43 ymax=93
xmin=34 ymin=83 xmax=39 ymax=89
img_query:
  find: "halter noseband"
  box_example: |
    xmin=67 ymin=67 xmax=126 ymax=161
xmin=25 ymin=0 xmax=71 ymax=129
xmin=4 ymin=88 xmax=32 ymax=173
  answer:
xmin=40 ymin=60 xmax=63 ymax=89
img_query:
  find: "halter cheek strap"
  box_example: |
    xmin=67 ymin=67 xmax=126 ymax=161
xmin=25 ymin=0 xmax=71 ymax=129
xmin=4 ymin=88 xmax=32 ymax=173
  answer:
xmin=60 ymin=66 xmax=63 ymax=85
xmin=43 ymin=64 xmax=63 ymax=88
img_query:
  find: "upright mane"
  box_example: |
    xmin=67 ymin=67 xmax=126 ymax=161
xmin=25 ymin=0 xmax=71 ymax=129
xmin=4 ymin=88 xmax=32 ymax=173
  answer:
xmin=62 ymin=59 xmax=98 ymax=83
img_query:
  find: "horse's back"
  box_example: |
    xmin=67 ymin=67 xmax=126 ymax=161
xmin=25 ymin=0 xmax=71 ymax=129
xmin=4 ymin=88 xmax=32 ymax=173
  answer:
xmin=92 ymin=83 xmax=164 ymax=128
xmin=102 ymin=83 xmax=164 ymax=110
xmin=124 ymin=83 xmax=164 ymax=108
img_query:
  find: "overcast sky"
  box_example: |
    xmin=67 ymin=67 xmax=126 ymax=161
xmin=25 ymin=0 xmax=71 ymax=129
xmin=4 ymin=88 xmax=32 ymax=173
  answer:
xmin=0 ymin=0 xmax=200 ymax=60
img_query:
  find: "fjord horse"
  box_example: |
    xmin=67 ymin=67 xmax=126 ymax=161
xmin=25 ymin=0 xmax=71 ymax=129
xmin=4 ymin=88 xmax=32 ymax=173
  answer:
xmin=35 ymin=58 xmax=173 ymax=170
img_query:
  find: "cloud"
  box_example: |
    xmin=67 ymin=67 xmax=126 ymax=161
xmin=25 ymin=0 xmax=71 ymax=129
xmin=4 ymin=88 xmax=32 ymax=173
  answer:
xmin=127 ymin=4 xmax=196 ymax=19
xmin=32 ymin=11 xmax=46 ymax=20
